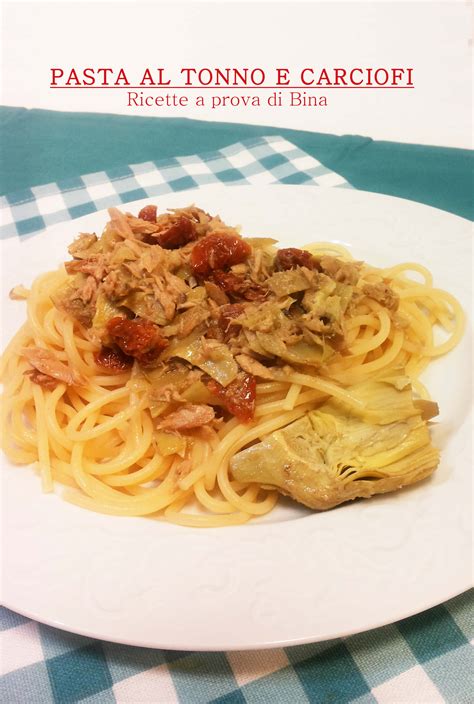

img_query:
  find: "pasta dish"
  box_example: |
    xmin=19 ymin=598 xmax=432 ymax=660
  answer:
xmin=0 ymin=205 xmax=464 ymax=527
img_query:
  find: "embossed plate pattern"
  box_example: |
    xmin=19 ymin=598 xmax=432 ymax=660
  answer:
xmin=1 ymin=186 xmax=472 ymax=650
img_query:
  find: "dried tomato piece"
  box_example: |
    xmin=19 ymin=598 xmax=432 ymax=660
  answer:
xmin=218 ymin=303 xmax=245 ymax=333
xmin=138 ymin=205 xmax=157 ymax=222
xmin=204 ymin=320 xmax=225 ymax=341
xmin=274 ymin=248 xmax=315 ymax=271
xmin=190 ymin=234 xmax=252 ymax=277
xmin=106 ymin=317 xmax=168 ymax=364
xmin=207 ymin=372 xmax=256 ymax=422
xmin=152 ymin=216 xmax=197 ymax=249
xmin=211 ymin=271 xmax=267 ymax=302
xmin=211 ymin=271 xmax=241 ymax=293
xmin=94 ymin=346 xmax=133 ymax=374
xmin=134 ymin=347 xmax=166 ymax=367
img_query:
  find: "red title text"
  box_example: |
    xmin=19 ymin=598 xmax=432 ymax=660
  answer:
xmin=49 ymin=66 xmax=415 ymax=88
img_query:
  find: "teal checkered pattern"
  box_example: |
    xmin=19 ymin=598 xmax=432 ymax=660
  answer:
xmin=1 ymin=592 xmax=472 ymax=703
xmin=1 ymin=136 xmax=472 ymax=703
xmin=0 ymin=135 xmax=349 ymax=239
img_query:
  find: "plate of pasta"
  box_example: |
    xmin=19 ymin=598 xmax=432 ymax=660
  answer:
xmin=0 ymin=185 xmax=471 ymax=650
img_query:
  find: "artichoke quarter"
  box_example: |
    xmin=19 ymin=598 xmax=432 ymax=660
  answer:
xmin=230 ymin=376 xmax=440 ymax=510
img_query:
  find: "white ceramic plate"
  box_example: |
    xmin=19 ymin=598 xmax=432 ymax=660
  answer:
xmin=1 ymin=185 xmax=472 ymax=650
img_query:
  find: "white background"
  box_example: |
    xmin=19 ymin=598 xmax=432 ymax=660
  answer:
xmin=1 ymin=1 xmax=472 ymax=148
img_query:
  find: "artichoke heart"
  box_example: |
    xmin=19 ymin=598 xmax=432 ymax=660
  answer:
xmin=230 ymin=379 xmax=439 ymax=510
xmin=172 ymin=338 xmax=239 ymax=387
xmin=91 ymin=291 xmax=123 ymax=330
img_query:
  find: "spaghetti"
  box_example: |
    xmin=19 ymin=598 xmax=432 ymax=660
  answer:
xmin=0 ymin=205 xmax=464 ymax=526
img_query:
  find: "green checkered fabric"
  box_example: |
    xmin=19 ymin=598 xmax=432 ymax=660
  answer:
xmin=0 ymin=135 xmax=349 ymax=239
xmin=1 ymin=592 xmax=472 ymax=703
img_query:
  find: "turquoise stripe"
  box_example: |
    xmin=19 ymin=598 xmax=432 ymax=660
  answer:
xmin=67 ymin=202 xmax=97 ymax=219
xmin=350 ymin=694 xmax=378 ymax=704
xmin=77 ymin=690 xmax=116 ymax=704
xmin=45 ymin=644 xmax=112 ymax=703
xmin=103 ymin=646 xmax=167 ymax=684
xmin=397 ymin=604 xmax=469 ymax=663
xmin=445 ymin=590 xmax=474 ymax=640
xmin=211 ymin=691 xmax=246 ymax=704
xmin=119 ymin=187 xmax=149 ymax=204
xmin=167 ymin=652 xmax=240 ymax=703
xmin=0 ymin=606 xmax=30 ymax=631
xmin=16 ymin=215 xmax=45 ymax=236
xmin=6 ymin=187 xmax=35 ymax=205
xmin=38 ymin=622 xmax=93 ymax=659
xmin=345 ymin=623 xmax=418 ymax=688
xmin=292 ymin=641 xmax=371 ymax=702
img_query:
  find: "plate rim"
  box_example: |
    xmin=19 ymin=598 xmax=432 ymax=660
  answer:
xmin=1 ymin=184 xmax=472 ymax=650
xmin=2 ymin=582 xmax=471 ymax=652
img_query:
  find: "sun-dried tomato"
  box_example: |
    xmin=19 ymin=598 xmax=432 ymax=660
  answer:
xmin=207 ymin=372 xmax=256 ymax=422
xmin=152 ymin=216 xmax=197 ymax=249
xmin=133 ymin=347 xmax=166 ymax=367
xmin=106 ymin=317 xmax=168 ymax=365
xmin=190 ymin=234 xmax=252 ymax=277
xmin=94 ymin=346 xmax=133 ymax=374
xmin=204 ymin=320 xmax=225 ymax=342
xmin=210 ymin=271 xmax=242 ymax=293
xmin=138 ymin=205 xmax=157 ymax=222
xmin=274 ymin=248 xmax=315 ymax=271
xmin=210 ymin=271 xmax=267 ymax=302
xmin=218 ymin=303 xmax=245 ymax=333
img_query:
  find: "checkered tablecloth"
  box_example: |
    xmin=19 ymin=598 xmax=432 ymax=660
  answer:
xmin=1 ymin=594 xmax=472 ymax=703
xmin=0 ymin=135 xmax=348 ymax=240
xmin=1 ymin=135 xmax=472 ymax=703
